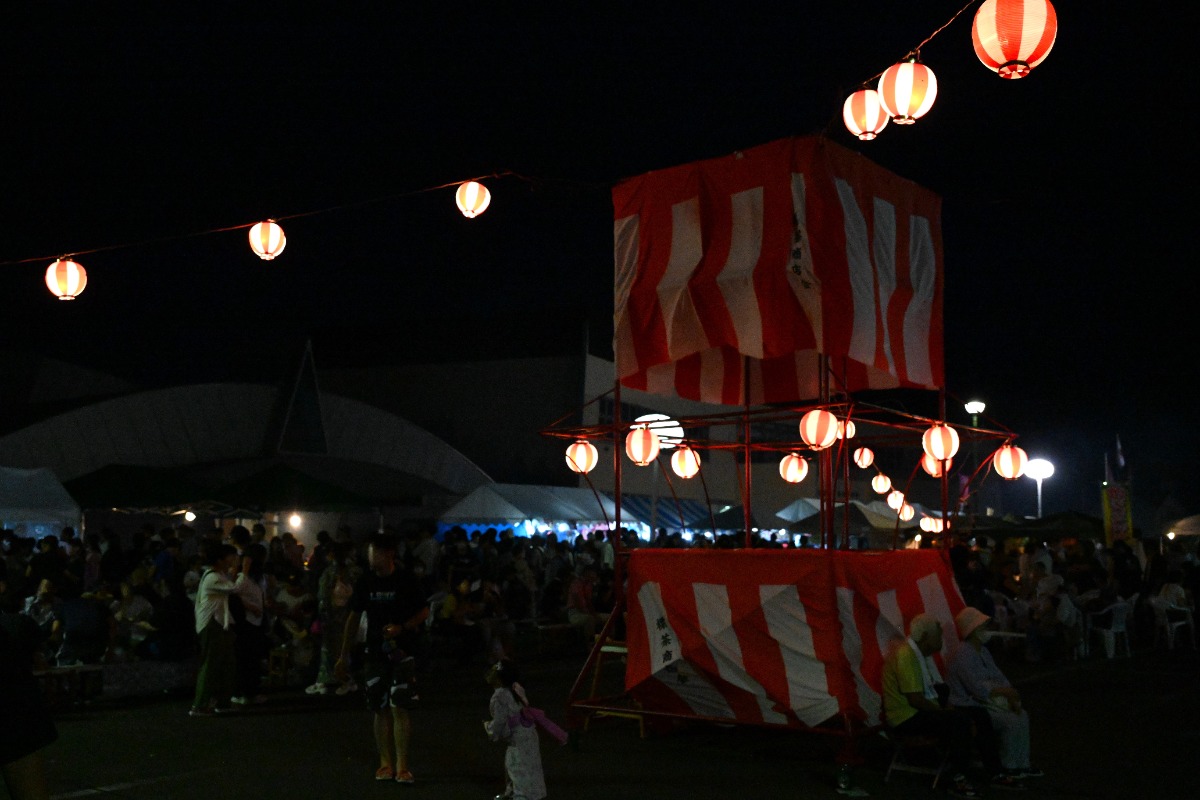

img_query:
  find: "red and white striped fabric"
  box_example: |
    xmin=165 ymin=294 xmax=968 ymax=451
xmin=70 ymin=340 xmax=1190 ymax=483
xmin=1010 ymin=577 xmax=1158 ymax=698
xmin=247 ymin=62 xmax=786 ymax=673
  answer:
xmin=971 ymin=0 xmax=1058 ymax=79
xmin=613 ymin=136 xmax=944 ymax=406
xmin=624 ymin=549 xmax=965 ymax=728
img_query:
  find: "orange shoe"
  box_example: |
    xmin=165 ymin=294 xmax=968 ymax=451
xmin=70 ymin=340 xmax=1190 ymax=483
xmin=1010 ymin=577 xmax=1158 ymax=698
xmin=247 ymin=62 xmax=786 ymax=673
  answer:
xmin=395 ymin=769 xmax=415 ymax=784
xmin=374 ymin=766 xmax=395 ymax=781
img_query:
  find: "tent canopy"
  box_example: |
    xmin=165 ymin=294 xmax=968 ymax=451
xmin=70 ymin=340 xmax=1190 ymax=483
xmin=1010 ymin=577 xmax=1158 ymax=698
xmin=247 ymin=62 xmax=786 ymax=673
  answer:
xmin=440 ymin=483 xmax=616 ymax=528
xmin=0 ymin=465 xmax=82 ymax=534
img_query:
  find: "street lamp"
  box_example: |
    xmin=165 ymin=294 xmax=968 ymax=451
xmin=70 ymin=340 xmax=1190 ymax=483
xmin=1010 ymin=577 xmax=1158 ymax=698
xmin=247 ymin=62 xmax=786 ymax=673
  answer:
xmin=1025 ymin=458 xmax=1054 ymax=518
xmin=963 ymin=400 xmax=986 ymax=517
xmin=964 ymin=400 xmax=986 ymax=427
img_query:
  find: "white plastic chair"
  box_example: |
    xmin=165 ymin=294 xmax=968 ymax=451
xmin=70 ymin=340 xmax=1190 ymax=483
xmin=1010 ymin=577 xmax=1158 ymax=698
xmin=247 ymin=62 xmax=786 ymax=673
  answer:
xmin=1150 ymin=596 xmax=1196 ymax=651
xmin=1089 ymin=600 xmax=1132 ymax=658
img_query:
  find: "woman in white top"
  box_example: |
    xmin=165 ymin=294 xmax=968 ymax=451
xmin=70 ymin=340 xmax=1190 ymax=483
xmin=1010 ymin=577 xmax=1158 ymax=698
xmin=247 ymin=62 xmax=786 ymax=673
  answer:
xmin=190 ymin=544 xmax=246 ymax=716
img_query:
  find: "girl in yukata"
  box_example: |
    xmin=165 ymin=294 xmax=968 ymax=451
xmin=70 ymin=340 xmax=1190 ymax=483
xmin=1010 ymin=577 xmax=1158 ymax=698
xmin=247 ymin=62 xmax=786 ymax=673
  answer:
xmin=484 ymin=659 xmax=565 ymax=800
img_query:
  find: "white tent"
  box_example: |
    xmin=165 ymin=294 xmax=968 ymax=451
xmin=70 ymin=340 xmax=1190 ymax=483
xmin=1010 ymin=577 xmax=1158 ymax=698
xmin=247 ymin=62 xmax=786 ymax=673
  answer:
xmin=440 ymin=483 xmax=617 ymax=528
xmin=0 ymin=466 xmax=82 ymax=536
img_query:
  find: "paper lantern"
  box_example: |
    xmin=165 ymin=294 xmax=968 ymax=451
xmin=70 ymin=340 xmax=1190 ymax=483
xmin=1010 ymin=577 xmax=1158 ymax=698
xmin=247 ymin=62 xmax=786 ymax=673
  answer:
xmin=842 ymin=88 xmax=889 ymax=140
xmin=922 ymin=424 xmax=960 ymax=462
xmin=853 ymin=447 xmax=874 ymax=469
xmin=899 ymin=503 xmax=915 ymax=521
xmin=45 ymin=258 xmax=87 ymax=300
xmin=871 ymin=474 xmax=892 ymax=494
xmin=455 ymin=181 xmax=492 ymax=218
xmin=565 ymin=440 xmax=598 ymax=474
xmin=877 ymin=58 xmax=938 ymax=124
xmin=992 ymin=443 xmax=1028 ymax=479
xmin=671 ymin=446 xmax=701 ymax=479
xmin=887 ymin=490 xmax=905 ymax=511
xmin=779 ymin=453 xmax=809 ymax=484
xmin=972 ymin=0 xmax=1058 ymax=79
xmin=799 ymin=409 xmax=838 ymax=450
xmin=921 ymin=452 xmax=952 ymax=478
xmin=249 ymin=221 xmax=286 ymax=260
xmin=837 ymin=420 xmax=856 ymax=440
xmin=625 ymin=426 xmax=660 ymax=466
xmin=920 ymin=516 xmax=936 ymax=532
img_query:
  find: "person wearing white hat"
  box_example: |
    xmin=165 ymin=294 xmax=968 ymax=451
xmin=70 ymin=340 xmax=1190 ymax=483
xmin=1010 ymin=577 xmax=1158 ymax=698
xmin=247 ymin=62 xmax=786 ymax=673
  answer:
xmin=948 ymin=607 xmax=1043 ymax=781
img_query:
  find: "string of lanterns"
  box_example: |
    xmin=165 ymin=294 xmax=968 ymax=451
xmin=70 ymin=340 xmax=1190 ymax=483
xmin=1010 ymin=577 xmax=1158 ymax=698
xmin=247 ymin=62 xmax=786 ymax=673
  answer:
xmin=562 ymin=407 xmax=1031 ymax=527
xmin=37 ymin=178 xmax=499 ymax=301
xmin=842 ymin=0 xmax=1058 ymax=141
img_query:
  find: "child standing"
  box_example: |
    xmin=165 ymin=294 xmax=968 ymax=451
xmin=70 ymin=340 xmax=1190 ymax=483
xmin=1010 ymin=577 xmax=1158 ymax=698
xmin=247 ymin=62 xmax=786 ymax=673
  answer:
xmin=484 ymin=660 xmax=560 ymax=800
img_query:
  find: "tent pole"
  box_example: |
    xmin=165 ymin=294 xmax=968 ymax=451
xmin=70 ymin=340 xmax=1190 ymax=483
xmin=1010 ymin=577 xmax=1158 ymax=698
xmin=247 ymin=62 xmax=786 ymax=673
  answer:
xmin=819 ymin=355 xmax=833 ymax=549
xmin=743 ymin=357 xmax=752 ymax=549
xmin=614 ymin=379 xmax=623 ymax=589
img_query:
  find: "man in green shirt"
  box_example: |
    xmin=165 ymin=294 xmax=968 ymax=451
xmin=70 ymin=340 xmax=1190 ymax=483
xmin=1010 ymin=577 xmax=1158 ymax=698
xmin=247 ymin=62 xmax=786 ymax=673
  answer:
xmin=881 ymin=614 xmax=1015 ymax=797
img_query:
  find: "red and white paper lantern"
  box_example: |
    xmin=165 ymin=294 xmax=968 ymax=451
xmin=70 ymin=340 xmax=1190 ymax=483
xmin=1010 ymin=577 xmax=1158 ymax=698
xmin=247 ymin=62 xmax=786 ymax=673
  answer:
xmin=842 ymin=88 xmax=889 ymax=140
xmin=45 ymin=258 xmax=87 ymax=300
xmin=853 ymin=447 xmax=874 ymax=469
xmin=992 ymin=443 xmax=1029 ymax=479
xmin=799 ymin=409 xmax=838 ymax=450
xmin=922 ymin=424 xmax=960 ymax=462
xmin=877 ymin=58 xmax=938 ymax=124
xmin=671 ymin=446 xmax=701 ymax=479
xmin=871 ymin=473 xmax=892 ymax=494
xmin=625 ymin=426 xmax=660 ymax=466
xmin=565 ymin=440 xmax=598 ymax=474
xmin=779 ymin=453 xmax=810 ymax=484
xmin=249 ymin=221 xmax=286 ymax=260
xmin=972 ymin=0 xmax=1058 ymax=79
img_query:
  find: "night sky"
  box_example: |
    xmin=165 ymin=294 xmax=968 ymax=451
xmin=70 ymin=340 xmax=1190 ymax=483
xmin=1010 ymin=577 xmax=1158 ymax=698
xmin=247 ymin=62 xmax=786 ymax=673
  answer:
xmin=0 ymin=4 xmax=1194 ymax=528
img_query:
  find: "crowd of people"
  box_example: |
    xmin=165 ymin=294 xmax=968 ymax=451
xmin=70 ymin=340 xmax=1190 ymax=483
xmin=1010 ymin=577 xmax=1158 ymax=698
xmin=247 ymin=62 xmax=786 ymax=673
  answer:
xmin=0 ymin=521 xmax=629 ymax=687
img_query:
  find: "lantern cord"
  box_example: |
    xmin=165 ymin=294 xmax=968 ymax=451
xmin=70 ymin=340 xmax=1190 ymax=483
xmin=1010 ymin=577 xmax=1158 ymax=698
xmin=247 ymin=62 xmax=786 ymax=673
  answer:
xmin=0 ymin=170 xmax=525 ymax=268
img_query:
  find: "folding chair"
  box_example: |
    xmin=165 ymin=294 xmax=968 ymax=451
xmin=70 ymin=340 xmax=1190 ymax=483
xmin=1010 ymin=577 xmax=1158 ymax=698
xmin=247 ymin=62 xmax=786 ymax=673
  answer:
xmin=883 ymin=730 xmax=950 ymax=789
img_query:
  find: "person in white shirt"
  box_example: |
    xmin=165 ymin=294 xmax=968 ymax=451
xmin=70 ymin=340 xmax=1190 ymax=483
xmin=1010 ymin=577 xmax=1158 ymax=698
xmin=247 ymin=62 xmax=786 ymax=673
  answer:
xmin=190 ymin=543 xmax=245 ymax=716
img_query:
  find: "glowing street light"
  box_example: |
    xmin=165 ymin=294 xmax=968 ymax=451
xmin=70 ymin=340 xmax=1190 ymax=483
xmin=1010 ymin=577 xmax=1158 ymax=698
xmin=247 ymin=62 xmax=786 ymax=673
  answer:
xmin=1025 ymin=458 xmax=1054 ymax=518
xmin=964 ymin=400 xmax=986 ymax=427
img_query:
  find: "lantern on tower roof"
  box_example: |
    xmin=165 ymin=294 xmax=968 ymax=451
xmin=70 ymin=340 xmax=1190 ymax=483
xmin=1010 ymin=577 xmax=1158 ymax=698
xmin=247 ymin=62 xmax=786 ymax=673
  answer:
xmin=45 ymin=258 xmax=87 ymax=300
xmin=249 ymin=221 xmax=286 ymax=260
xmin=877 ymin=56 xmax=938 ymax=124
xmin=843 ymin=88 xmax=889 ymax=140
xmin=972 ymin=0 xmax=1058 ymax=79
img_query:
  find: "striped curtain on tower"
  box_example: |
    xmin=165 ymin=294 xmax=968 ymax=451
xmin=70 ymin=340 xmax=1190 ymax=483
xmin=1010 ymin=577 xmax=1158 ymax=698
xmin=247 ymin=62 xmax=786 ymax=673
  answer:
xmin=613 ymin=136 xmax=944 ymax=405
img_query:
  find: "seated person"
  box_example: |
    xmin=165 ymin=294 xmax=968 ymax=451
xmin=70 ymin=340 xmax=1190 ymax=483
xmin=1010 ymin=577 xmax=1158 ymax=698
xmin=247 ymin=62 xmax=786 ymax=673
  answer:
xmin=881 ymin=614 xmax=1015 ymax=797
xmin=947 ymin=608 xmax=1043 ymax=781
xmin=1159 ymin=569 xmax=1193 ymax=614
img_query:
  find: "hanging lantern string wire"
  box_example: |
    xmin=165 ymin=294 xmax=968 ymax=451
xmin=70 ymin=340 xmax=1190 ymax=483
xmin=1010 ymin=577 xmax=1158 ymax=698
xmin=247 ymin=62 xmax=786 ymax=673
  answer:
xmin=825 ymin=0 xmax=982 ymax=137
xmin=0 ymin=169 xmax=523 ymax=268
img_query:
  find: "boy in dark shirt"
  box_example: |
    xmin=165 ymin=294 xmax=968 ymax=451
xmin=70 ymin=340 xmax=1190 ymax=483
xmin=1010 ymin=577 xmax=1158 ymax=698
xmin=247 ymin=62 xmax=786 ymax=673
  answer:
xmin=335 ymin=533 xmax=428 ymax=785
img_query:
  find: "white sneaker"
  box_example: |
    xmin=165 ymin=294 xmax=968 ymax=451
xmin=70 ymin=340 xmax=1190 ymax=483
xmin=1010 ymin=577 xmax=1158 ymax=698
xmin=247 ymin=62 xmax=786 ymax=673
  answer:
xmin=304 ymin=683 xmax=328 ymax=695
xmin=335 ymin=680 xmax=358 ymax=695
